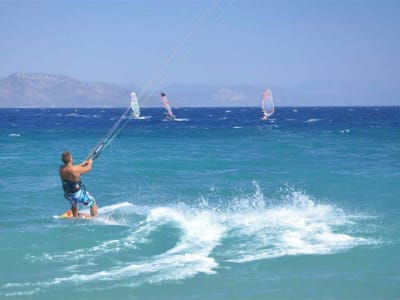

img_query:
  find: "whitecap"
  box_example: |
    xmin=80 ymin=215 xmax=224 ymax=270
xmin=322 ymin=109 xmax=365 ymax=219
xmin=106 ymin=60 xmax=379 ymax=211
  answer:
xmin=218 ymin=188 xmax=376 ymax=263
xmin=305 ymin=118 xmax=321 ymax=123
xmin=64 ymin=113 xmax=90 ymax=118
xmin=6 ymin=188 xmax=378 ymax=293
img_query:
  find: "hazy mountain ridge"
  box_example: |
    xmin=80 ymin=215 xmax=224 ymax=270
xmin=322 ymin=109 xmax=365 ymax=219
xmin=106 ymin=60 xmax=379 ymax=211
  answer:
xmin=0 ymin=73 xmax=131 ymax=107
xmin=0 ymin=73 xmax=398 ymax=107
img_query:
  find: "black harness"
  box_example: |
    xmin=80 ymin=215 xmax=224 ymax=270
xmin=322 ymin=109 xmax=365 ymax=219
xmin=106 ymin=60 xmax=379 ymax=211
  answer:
xmin=62 ymin=179 xmax=81 ymax=194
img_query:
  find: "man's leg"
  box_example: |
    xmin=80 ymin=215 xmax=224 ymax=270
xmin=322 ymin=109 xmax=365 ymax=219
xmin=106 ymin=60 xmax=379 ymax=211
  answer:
xmin=90 ymin=200 xmax=98 ymax=217
xmin=84 ymin=192 xmax=98 ymax=217
xmin=71 ymin=203 xmax=78 ymax=218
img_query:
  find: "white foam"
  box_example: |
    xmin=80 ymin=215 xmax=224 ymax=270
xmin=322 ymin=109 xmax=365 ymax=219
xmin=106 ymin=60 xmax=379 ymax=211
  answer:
xmin=3 ymin=288 xmax=40 ymax=297
xmin=6 ymin=189 xmax=378 ymax=292
xmin=219 ymin=189 xmax=374 ymax=263
xmin=305 ymin=118 xmax=321 ymax=123
xmin=64 ymin=113 xmax=90 ymax=118
xmin=49 ymin=251 xmax=218 ymax=286
xmin=34 ymin=203 xmax=223 ymax=287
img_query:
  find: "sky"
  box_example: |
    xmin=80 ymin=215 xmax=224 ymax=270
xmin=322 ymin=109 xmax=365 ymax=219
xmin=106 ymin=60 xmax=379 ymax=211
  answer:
xmin=1 ymin=0 xmax=399 ymax=92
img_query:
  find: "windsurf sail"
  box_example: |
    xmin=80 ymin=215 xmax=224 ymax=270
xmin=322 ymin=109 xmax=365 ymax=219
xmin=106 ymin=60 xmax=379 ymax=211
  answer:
xmin=261 ymin=89 xmax=275 ymax=119
xmin=161 ymin=92 xmax=176 ymax=119
xmin=130 ymin=92 xmax=140 ymax=118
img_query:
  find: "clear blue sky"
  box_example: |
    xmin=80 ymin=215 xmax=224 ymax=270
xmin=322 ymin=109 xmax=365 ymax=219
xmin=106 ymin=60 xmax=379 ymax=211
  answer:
xmin=1 ymin=0 xmax=399 ymax=89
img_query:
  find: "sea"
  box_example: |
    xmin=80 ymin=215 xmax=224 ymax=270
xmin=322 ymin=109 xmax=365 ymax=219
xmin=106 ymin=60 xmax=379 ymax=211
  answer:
xmin=0 ymin=106 xmax=399 ymax=300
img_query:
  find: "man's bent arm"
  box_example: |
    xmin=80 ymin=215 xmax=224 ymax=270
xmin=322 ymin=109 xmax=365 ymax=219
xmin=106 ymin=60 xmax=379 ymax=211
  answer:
xmin=78 ymin=159 xmax=93 ymax=174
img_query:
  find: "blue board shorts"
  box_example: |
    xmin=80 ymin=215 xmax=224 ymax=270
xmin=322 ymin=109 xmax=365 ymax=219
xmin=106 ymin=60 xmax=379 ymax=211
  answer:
xmin=64 ymin=189 xmax=95 ymax=208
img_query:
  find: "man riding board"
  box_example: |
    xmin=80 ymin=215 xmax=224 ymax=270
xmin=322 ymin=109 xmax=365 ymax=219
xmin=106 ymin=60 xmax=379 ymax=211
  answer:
xmin=59 ymin=150 xmax=98 ymax=218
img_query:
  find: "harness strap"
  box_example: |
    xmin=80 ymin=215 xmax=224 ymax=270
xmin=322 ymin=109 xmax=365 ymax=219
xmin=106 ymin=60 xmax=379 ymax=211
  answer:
xmin=62 ymin=179 xmax=81 ymax=194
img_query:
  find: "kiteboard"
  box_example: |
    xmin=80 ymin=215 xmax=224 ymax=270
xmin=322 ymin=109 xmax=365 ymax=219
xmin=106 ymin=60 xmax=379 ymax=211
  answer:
xmin=59 ymin=209 xmax=92 ymax=219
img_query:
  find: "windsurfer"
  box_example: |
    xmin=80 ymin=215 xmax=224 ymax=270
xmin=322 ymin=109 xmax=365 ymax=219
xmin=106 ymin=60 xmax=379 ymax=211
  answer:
xmin=161 ymin=92 xmax=176 ymax=119
xmin=261 ymin=110 xmax=268 ymax=120
xmin=261 ymin=89 xmax=275 ymax=120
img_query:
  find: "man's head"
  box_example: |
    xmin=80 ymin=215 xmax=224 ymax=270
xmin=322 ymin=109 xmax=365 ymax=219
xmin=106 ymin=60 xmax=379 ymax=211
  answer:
xmin=61 ymin=151 xmax=72 ymax=164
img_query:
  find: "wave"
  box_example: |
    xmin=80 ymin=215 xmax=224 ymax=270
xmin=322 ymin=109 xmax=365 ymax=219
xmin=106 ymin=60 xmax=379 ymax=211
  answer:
xmin=64 ymin=113 xmax=91 ymax=118
xmin=305 ymin=118 xmax=322 ymax=123
xmin=173 ymin=118 xmax=190 ymax=122
xmin=8 ymin=133 xmax=20 ymax=137
xmin=2 ymin=185 xmax=378 ymax=294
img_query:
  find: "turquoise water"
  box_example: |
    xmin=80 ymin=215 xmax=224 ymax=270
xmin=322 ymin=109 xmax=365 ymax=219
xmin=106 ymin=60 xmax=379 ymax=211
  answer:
xmin=0 ymin=107 xmax=399 ymax=299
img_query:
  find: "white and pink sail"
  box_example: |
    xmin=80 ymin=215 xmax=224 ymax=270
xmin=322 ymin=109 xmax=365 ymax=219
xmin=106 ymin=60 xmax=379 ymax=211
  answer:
xmin=161 ymin=92 xmax=175 ymax=119
xmin=261 ymin=89 xmax=275 ymax=119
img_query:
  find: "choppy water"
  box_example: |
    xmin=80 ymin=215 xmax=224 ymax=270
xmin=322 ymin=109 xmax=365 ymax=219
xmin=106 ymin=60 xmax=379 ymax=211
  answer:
xmin=0 ymin=107 xmax=399 ymax=299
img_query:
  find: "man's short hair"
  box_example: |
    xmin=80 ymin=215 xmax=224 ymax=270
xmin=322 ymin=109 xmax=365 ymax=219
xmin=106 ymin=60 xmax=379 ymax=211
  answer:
xmin=61 ymin=151 xmax=72 ymax=164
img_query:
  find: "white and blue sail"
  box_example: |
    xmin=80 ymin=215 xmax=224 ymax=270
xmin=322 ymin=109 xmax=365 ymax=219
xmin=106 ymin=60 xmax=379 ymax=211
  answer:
xmin=130 ymin=92 xmax=141 ymax=119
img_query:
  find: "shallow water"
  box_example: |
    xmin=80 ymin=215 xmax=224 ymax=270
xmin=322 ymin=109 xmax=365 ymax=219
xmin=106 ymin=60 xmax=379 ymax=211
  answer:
xmin=0 ymin=107 xmax=399 ymax=299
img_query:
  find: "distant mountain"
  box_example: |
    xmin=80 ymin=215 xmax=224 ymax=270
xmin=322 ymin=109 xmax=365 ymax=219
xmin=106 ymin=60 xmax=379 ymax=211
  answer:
xmin=0 ymin=73 xmax=263 ymax=108
xmin=0 ymin=73 xmax=398 ymax=107
xmin=0 ymin=73 xmax=132 ymax=108
xmin=163 ymin=82 xmax=400 ymax=107
xmin=288 ymin=80 xmax=400 ymax=106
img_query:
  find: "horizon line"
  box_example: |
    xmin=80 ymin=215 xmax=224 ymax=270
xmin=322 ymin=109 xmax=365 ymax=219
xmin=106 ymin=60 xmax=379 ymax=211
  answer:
xmin=1 ymin=105 xmax=399 ymax=109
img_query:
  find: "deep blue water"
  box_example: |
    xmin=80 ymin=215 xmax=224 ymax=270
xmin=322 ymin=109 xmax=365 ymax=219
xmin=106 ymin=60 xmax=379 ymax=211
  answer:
xmin=0 ymin=107 xmax=399 ymax=299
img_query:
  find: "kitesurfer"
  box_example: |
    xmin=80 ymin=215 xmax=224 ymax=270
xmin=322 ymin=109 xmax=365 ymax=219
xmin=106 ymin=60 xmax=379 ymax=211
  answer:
xmin=59 ymin=150 xmax=98 ymax=218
